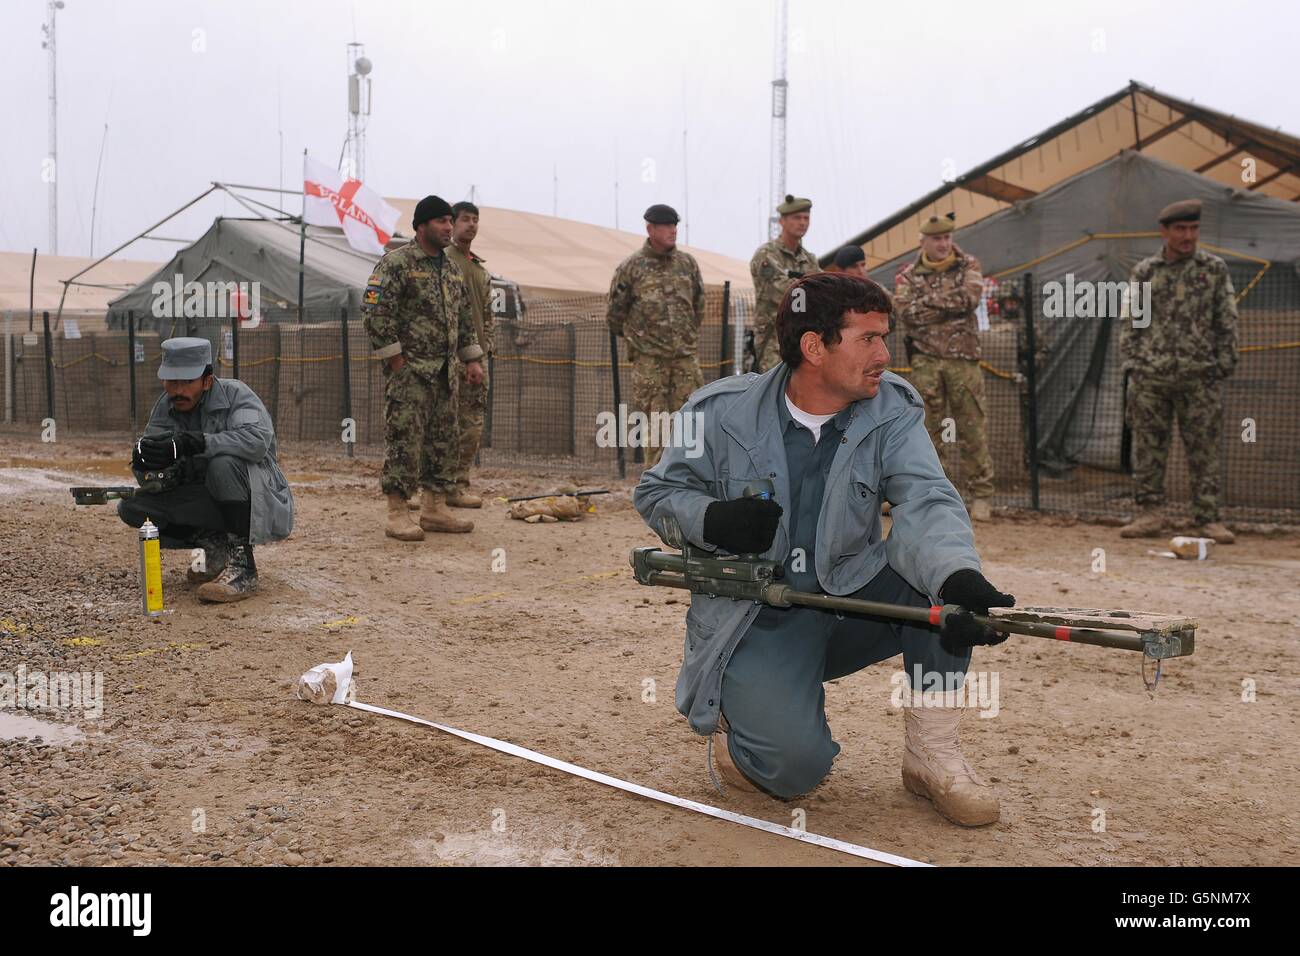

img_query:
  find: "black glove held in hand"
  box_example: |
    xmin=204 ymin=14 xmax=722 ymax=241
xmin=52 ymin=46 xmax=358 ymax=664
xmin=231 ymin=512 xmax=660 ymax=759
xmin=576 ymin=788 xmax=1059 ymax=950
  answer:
xmin=938 ymin=569 xmax=1016 ymax=653
xmin=135 ymin=435 xmax=179 ymax=470
xmin=175 ymin=430 xmax=206 ymax=457
xmin=703 ymin=497 xmax=783 ymax=555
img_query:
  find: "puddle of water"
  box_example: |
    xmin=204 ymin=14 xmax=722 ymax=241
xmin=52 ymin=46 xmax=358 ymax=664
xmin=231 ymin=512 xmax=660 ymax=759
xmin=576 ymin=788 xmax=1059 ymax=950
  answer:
xmin=0 ymin=711 xmax=85 ymax=746
xmin=0 ymin=457 xmax=132 ymax=478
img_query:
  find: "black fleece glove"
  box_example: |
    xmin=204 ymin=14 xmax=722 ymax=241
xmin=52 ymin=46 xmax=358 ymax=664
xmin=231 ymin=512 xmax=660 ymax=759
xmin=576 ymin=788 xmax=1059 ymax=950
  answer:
xmin=135 ymin=435 xmax=179 ymax=470
xmin=703 ymin=497 xmax=783 ymax=555
xmin=938 ymin=569 xmax=1016 ymax=653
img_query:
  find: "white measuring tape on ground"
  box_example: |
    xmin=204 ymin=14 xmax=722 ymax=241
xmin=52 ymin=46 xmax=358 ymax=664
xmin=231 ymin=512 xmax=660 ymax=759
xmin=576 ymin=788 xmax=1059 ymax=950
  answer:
xmin=345 ymin=699 xmax=930 ymax=867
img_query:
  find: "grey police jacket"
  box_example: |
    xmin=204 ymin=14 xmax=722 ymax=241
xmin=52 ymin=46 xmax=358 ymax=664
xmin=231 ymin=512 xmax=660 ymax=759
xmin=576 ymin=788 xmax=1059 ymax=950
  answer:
xmin=141 ymin=377 xmax=294 ymax=545
xmin=632 ymin=365 xmax=980 ymax=736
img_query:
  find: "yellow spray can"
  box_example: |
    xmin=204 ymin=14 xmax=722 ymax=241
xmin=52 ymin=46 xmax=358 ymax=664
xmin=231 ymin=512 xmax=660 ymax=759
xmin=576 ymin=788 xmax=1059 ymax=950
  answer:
xmin=138 ymin=519 xmax=164 ymax=616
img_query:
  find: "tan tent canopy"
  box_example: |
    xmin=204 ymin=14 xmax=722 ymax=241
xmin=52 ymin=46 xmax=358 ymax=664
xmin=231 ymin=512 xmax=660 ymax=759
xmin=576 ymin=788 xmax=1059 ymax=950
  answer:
xmin=833 ymin=81 xmax=1300 ymax=270
xmin=387 ymin=199 xmax=752 ymax=297
xmin=0 ymin=251 xmax=162 ymax=314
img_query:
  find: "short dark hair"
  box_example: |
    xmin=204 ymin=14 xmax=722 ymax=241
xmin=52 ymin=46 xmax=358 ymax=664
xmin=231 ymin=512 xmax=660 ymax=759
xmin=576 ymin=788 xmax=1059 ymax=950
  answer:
xmin=203 ymin=364 xmax=214 ymax=378
xmin=777 ymin=273 xmax=892 ymax=369
xmin=452 ymin=201 xmax=480 ymax=221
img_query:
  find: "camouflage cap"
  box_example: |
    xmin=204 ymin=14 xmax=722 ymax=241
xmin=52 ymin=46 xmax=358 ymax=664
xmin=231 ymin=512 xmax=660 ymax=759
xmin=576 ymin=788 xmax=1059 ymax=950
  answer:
xmin=157 ymin=337 xmax=212 ymax=381
xmin=777 ymin=194 xmax=812 ymax=215
xmin=1158 ymin=199 xmax=1201 ymax=225
xmin=920 ymin=212 xmax=956 ymax=236
xmin=643 ymin=204 xmax=680 ymax=225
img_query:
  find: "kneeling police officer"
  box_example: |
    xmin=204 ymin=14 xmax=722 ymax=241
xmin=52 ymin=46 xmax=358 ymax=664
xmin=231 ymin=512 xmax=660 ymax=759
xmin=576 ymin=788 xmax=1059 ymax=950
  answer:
xmin=118 ymin=337 xmax=293 ymax=602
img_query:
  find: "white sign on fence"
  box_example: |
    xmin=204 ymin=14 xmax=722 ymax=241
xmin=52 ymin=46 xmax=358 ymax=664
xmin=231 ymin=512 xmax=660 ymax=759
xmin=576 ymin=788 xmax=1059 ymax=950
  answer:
xmin=134 ymin=341 xmax=145 ymax=364
xmin=63 ymin=319 xmax=81 ymax=339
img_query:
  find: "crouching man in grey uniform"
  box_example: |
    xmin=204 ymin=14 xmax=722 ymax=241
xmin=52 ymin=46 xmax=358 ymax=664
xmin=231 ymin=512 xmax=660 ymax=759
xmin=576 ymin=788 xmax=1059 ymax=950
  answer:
xmin=634 ymin=273 xmax=1015 ymax=826
xmin=118 ymin=337 xmax=293 ymax=602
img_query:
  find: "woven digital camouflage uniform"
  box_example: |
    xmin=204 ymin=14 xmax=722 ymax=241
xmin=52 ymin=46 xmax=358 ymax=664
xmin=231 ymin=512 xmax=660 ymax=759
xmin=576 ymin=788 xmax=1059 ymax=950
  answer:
xmin=362 ymin=241 xmax=482 ymax=497
xmin=894 ymin=247 xmax=993 ymax=499
xmin=748 ymin=238 xmax=819 ymax=371
xmin=1121 ymin=248 xmax=1239 ymax=522
xmin=446 ymin=242 xmax=494 ymax=489
xmin=631 ymin=353 xmax=703 ymax=467
xmin=608 ymin=241 xmax=706 ymax=466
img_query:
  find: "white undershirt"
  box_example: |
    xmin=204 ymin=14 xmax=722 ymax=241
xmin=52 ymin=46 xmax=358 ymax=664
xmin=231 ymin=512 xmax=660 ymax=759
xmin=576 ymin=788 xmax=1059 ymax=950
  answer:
xmin=785 ymin=392 xmax=837 ymax=443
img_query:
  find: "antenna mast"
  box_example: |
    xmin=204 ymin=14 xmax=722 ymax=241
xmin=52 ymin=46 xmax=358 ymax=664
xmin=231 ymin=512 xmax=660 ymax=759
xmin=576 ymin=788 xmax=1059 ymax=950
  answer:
xmin=768 ymin=0 xmax=788 ymax=239
xmin=346 ymin=43 xmax=372 ymax=178
xmin=43 ymin=0 xmax=65 ymax=254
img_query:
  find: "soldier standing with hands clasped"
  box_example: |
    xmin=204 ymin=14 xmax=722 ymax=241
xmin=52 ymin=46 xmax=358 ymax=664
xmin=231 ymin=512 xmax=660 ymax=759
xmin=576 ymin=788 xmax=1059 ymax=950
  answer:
xmin=1120 ymin=199 xmax=1238 ymax=543
xmin=606 ymin=204 xmax=706 ymax=468
xmin=363 ymin=194 xmax=485 ymax=542
xmin=749 ymin=195 xmax=819 ymax=373
xmin=894 ymin=213 xmax=995 ymax=522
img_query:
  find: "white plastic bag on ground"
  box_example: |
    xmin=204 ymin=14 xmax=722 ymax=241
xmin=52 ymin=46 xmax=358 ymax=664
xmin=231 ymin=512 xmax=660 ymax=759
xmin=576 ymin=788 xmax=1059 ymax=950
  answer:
xmin=296 ymin=651 xmax=356 ymax=704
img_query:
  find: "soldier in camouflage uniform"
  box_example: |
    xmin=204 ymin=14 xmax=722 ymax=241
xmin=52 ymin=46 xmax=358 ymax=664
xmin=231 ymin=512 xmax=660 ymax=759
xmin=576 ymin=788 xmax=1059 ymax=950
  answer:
xmin=363 ymin=194 xmax=485 ymax=541
xmin=606 ymin=204 xmax=706 ymax=468
xmin=1119 ymin=199 xmax=1238 ymax=543
xmin=749 ymin=195 xmax=819 ymax=372
xmin=445 ymin=201 xmax=494 ymax=508
xmin=894 ymin=213 xmax=995 ymax=521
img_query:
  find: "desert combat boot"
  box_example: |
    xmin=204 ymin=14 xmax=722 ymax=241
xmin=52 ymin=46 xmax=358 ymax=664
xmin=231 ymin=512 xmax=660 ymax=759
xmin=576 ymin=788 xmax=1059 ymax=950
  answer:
xmin=419 ymin=493 xmax=474 ymax=533
xmin=386 ymin=492 xmax=425 ymax=541
xmin=901 ymin=690 xmax=1000 ymax=827
xmin=1120 ymin=507 xmax=1166 ymax=538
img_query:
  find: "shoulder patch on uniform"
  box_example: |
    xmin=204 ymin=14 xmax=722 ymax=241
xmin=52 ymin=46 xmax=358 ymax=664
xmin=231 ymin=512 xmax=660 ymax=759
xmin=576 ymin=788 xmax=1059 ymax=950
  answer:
xmin=366 ymin=273 xmax=383 ymax=288
xmin=882 ymin=371 xmax=923 ymax=406
xmin=364 ymin=289 xmax=380 ymax=305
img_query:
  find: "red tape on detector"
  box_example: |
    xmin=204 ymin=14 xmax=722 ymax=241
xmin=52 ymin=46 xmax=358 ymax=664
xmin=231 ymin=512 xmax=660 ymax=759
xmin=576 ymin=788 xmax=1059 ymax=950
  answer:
xmin=1054 ymin=625 xmax=1071 ymax=641
xmin=929 ymin=606 xmax=943 ymax=626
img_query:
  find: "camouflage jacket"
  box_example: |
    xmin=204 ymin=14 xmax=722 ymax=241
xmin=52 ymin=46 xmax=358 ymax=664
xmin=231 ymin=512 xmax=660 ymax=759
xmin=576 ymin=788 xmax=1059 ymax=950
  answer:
xmin=749 ymin=238 xmax=819 ymax=329
xmin=1120 ymin=248 xmax=1238 ymax=380
xmin=606 ymin=241 xmax=705 ymax=359
xmin=446 ymin=242 xmax=495 ymax=356
xmin=362 ymin=241 xmax=483 ymax=384
xmin=893 ymin=246 xmax=984 ymax=361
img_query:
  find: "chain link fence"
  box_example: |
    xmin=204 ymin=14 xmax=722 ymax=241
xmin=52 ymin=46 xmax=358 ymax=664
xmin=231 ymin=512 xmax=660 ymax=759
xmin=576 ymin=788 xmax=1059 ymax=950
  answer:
xmin=3 ymin=272 xmax=1296 ymax=522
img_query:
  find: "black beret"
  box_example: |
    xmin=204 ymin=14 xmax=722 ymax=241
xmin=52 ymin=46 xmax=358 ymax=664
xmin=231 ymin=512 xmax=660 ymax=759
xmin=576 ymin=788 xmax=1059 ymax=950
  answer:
xmin=1158 ymin=199 xmax=1201 ymax=225
xmin=833 ymin=245 xmax=866 ymax=268
xmin=644 ymin=204 xmax=680 ymax=225
xmin=413 ymin=195 xmax=454 ymax=229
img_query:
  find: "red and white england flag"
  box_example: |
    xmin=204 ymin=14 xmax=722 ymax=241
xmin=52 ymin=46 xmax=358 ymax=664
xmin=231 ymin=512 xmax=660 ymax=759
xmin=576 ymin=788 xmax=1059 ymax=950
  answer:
xmin=302 ymin=155 xmax=400 ymax=257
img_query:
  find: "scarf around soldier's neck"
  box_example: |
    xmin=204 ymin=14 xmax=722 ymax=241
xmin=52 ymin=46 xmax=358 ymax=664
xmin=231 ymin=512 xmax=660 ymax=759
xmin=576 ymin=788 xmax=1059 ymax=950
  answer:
xmin=920 ymin=249 xmax=958 ymax=273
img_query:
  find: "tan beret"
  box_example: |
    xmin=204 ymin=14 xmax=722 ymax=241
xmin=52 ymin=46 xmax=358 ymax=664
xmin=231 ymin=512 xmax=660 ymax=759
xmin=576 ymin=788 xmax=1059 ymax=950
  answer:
xmin=1158 ymin=199 xmax=1201 ymax=225
xmin=777 ymin=194 xmax=812 ymax=215
xmin=920 ymin=213 xmax=956 ymax=236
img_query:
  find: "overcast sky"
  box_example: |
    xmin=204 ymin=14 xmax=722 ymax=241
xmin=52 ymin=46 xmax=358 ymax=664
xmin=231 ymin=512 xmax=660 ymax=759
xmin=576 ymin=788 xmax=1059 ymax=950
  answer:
xmin=3 ymin=0 xmax=1294 ymax=266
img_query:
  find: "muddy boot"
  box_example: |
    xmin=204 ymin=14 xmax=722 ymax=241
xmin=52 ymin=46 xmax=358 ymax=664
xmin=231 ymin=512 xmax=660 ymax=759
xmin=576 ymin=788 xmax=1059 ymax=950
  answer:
xmin=386 ymin=492 xmax=425 ymax=541
xmin=197 ymin=537 xmax=259 ymax=603
xmin=419 ymin=493 xmax=474 ymax=533
xmin=970 ymin=498 xmax=992 ymax=522
xmin=902 ymin=691 xmax=1000 ymax=827
xmin=186 ymin=532 xmax=231 ymax=585
xmin=445 ymin=488 xmax=483 ymax=508
xmin=407 ymin=493 xmax=421 ymax=512
xmin=709 ymin=714 xmax=761 ymax=795
xmin=1198 ymin=521 xmax=1235 ymax=544
xmin=1120 ymin=507 xmax=1165 ymax=538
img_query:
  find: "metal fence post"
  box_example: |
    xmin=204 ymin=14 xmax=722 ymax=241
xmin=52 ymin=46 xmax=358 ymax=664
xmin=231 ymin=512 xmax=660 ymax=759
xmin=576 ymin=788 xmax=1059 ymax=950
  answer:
xmin=127 ymin=310 xmax=138 ymax=431
xmin=719 ymin=280 xmax=731 ymax=380
xmin=42 ymin=310 xmax=55 ymax=425
xmin=609 ymin=327 xmax=626 ymax=479
xmin=1022 ymin=273 xmax=1041 ymax=510
xmin=340 ymin=306 xmax=354 ymax=458
xmin=231 ymin=304 xmax=241 ymax=381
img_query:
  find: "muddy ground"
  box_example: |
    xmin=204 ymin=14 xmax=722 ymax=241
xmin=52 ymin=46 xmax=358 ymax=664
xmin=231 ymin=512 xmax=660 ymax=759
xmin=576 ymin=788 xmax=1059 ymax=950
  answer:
xmin=1 ymin=429 xmax=1297 ymax=867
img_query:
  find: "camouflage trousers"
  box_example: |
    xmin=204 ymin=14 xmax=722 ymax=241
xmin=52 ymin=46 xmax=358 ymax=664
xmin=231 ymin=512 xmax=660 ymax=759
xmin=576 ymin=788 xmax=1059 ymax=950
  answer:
xmin=452 ymin=360 xmax=490 ymax=489
xmin=907 ymin=354 xmax=995 ymax=500
xmin=380 ymin=364 xmax=460 ymax=498
xmin=631 ymin=352 xmax=703 ymax=468
xmin=752 ymin=314 xmax=781 ymax=373
xmin=1127 ymin=374 xmax=1223 ymax=523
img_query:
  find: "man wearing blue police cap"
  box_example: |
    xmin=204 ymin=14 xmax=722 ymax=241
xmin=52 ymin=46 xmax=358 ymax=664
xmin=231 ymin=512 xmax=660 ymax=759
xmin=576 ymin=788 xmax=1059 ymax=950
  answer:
xmin=118 ymin=337 xmax=293 ymax=601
